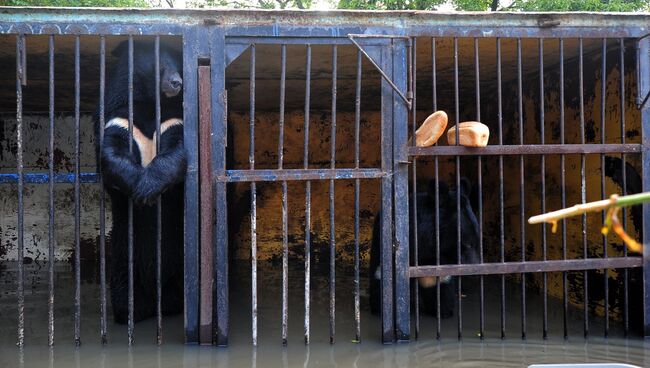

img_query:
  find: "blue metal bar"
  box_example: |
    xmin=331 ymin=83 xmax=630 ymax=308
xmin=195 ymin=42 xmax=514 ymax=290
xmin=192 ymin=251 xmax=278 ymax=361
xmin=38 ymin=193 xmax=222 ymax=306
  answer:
xmin=304 ymin=44 xmax=312 ymax=345
xmin=0 ymin=173 xmax=99 ymax=184
xmin=219 ymin=169 xmax=385 ymax=183
xmin=379 ymin=44 xmax=394 ymax=344
xmin=16 ymin=33 xmax=25 ymax=349
xmin=47 ymin=33 xmax=56 ymax=347
xmin=154 ymin=35 xmax=163 ymax=346
xmin=98 ymin=35 xmax=107 ymax=345
xmin=212 ymin=27 xmax=229 ymax=347
xmin=183 ymin=26 xmax=201 ymax=345
xmin=640 ymin=36 xmax=650 ymax=337
xmin=74 ymin=35 xmax=82 ymax=346
xmin=228 ymin=36 xmax=390 ymax=46
xmin=393 ymin=38 xmax=410 ymax=342
xmin=2 ymin=10 xmax=650 ymax=38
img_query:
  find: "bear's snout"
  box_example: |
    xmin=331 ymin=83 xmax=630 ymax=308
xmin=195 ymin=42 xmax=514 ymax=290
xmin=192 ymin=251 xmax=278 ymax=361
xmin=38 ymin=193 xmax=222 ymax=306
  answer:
xmin=162 ymin=71 xmax=182 ymax=97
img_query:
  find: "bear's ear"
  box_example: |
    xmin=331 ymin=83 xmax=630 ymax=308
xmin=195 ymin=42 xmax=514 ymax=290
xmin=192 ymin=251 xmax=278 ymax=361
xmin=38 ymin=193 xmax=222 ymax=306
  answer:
xmin=111 ymin=40 xmax=129 ymax=58
xmin=459 ymin=177 xmax=472 ymax=196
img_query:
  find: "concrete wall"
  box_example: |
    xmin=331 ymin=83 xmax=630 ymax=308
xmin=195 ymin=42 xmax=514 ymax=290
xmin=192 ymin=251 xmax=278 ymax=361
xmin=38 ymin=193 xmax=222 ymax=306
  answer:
xmin=0 ymin=113 xmax=107 ymax=263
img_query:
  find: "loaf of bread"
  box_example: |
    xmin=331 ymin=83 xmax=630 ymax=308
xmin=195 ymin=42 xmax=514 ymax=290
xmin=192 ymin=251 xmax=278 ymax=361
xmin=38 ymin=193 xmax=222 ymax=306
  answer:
xmin=415 ymin=110 xmax=448 ymax=147
xmin=447 ymin=121 xmax=490 ymax=147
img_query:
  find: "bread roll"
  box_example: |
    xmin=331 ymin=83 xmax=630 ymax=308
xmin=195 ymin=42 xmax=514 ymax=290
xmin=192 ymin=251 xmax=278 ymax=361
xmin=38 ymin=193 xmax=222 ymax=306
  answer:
xmin=415 ymin=110 xmax=448 ymax=147
xmin=447 ymin=121 xmax=490 ymax=147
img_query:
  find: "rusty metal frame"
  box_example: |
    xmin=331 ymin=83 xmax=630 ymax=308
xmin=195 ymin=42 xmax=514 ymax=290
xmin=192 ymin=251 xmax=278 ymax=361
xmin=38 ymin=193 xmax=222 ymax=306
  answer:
xmin=218 ymin=34 xmax=399 ymax=345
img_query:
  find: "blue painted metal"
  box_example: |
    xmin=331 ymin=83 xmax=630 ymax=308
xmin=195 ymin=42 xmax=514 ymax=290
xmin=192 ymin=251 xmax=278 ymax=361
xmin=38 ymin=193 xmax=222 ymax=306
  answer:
xmin=640 ymin=36 xmax=650 ymax=337
xmin=211 ymin=27 xmax=229 ymax=347
xmin=0 ymin=173 xmax=99 ymax=184
xmin=379 ymin=44 xmax=394 ymax=344
xmin=182 ymin=26 xmax=201 ymax=344
xmin=392 ymin=38 xmax=410 ymax=343
xmin=219 ymin=168 xmax=385 ymax=182
xmin=2 ymin=9 xmax=650 ymax=39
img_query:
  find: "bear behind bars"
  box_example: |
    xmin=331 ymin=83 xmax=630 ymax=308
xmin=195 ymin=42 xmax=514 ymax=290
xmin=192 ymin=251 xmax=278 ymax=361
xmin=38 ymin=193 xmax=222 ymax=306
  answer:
xmin=96 ymin=39 xmax=186 ymax=324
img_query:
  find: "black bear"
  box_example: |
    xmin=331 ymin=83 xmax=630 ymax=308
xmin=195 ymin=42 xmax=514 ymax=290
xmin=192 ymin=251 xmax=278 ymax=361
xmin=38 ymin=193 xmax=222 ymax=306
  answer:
xmin=97 ymin=39 xmax=186 ymax=324
xmin=369 ymin=178 xmax=480 ymax=318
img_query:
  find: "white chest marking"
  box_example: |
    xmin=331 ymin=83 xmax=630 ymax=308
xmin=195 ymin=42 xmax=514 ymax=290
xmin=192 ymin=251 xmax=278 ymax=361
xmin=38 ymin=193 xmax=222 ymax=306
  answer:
xmin=106 ymin=118 xmax=183 ymax=167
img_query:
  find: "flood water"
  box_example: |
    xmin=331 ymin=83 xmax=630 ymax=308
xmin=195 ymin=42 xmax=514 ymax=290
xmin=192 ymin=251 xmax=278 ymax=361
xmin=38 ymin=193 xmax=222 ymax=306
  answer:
xmin=1 ymin=260 xmax=648 ymax=367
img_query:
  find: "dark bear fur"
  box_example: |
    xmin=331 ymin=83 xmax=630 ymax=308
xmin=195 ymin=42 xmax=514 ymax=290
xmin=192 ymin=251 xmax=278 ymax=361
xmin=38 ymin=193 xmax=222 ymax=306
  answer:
xmin=369 ymin=178 xmax=480 ymax=318
xmin=97 ymin=39 xmax=186 ymax=324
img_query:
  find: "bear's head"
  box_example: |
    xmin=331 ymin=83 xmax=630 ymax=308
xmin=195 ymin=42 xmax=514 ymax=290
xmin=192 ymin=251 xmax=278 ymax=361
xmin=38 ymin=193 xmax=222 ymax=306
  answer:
xmin=111 ymin=39 xmax=183 ymax=99
xmin=427 ymin=177 xmax=481 ymax=265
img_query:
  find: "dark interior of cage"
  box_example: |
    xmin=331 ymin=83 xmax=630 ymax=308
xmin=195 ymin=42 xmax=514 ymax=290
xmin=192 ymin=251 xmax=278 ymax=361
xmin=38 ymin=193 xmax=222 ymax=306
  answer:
xmin=0 ymin=35 xmax=643 ymax=344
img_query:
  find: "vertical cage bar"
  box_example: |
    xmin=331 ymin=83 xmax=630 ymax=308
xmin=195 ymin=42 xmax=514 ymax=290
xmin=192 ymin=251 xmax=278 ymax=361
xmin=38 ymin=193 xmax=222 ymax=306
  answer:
xmin=74 ymin=35 xmax=82 ymax=347
xmin=497 ymin=37 xmax=506 ymax=340
xmin=432 ymin=37 xmax=441 ymax=339
xmin=127 ymin=35 xmax=135 ymax=346
xmin=329 ymin=44 xmax=337 ymax=345
xmin=249 ymin=44 xmax=258 ymax=347
xmin=411 ymin=37 xmax=420 ymax=340
xmin=517 ymin=37 xmax=527 ymax=340
xmin=16 ymin=34 xmax=25 ymax=348
xmin=640 ymin=35 xmax=650 ymax=337
xmin=98 ymin=35 xmax=107 ymax=345
xmin=394 ymin=38 xmax=410 ymax=342
xmin=453 ymin=37 xmax=463 ymax=340
xmin=619 ymin=37 xmax=630 ymax=336
xmin=559 ymin=38 xmax=569 ymax=340
xmin=48 ymin=34 xmax=56 ymax=347
xmin=304 ymin=44 xmax=312 ymax=345
xmin=380 ymin=44 xmax=395 ymax=344
xmin=539 ymin=38 xmax=548 ymax=340
xmin=212 ymin=28 xmax=228 ymax=347
xmin=279 ymin=44 xmax=288 ymax=346
xmin=579 ymin=38 xmax=589 ymax=338
xmin=199 ymin=63 xmax=214 ymax=346
xmin=354 ymin=49 xmax=362 ymax=343
xmin=154 ymin=36 xmax=164 ymax=346
xmin=183 ymin=27 xmax=200 ymax=344
xmin=601 ymin=38 xmax=609 ymax=338
xmin=474 ymin=37 xmax=485 ymax=340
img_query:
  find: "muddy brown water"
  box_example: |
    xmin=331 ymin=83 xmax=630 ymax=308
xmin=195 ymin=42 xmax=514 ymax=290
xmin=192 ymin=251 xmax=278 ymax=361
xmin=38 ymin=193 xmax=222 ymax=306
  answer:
xmin=0 ymin=261 xmax=648 ymax=367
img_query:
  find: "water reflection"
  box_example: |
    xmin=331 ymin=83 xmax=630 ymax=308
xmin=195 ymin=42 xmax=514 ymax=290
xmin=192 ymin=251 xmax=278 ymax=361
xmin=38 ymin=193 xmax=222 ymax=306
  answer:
xmin=2 ymin=262 xmax=649 ymax=367
xmin=2 ymin=337 xmax=650 ymax=367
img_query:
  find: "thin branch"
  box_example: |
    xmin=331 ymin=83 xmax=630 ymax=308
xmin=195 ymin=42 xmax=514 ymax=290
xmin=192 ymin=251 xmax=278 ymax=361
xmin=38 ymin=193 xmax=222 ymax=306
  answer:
xmin=529 ymin=192 xmax=650 ymax=253
xmin=528 ymin=197 xmax=615 ymax=227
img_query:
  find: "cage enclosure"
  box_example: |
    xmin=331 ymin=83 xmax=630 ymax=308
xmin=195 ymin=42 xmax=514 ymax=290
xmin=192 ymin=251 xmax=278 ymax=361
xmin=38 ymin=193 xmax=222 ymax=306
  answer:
xmin=0 ymin=9 xmax=648 ymax=350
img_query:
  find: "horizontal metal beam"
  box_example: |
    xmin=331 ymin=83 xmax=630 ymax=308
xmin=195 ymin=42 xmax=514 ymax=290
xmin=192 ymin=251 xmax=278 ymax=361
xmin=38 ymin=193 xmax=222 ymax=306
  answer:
xmin=410 ymin=257 xmax=643 ymax=278
xmin=0 ymin=22 xmax=186 ymax=36
xmin=0 ymin=173 xmax=98 ymax=184
xmin=1 ymin=10 xmax=649 ymax=38
xmin=408 ymin=144 xmax=642 ymax=157
xmin=227 ymin=36 xmax=390 ymax=46
xmin=216 ymin=168 xmax=384 ymax=182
